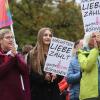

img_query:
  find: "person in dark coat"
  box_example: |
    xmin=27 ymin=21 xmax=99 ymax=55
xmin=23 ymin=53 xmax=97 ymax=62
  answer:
xmin=0 ymin=29 xmax=31 ymax=100
xmin=28 ymin=27 xmax=65 ymax=100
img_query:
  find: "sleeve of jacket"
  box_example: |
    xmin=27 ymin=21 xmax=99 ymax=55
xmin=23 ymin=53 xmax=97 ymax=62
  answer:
xmin=15 ymin=54 xmax=31 ymax=100
xmin=67 ymin=62 xmax=81 ymax=84
xmin=0 ymin=55 xmax=17 ymax=78
xmin=78 ymin=48 xmax=99 ymax=72
xmin=16 ymin=53 xmax=29 ymax=75
xmin=22 ymin=73 xmax=31 ymax=100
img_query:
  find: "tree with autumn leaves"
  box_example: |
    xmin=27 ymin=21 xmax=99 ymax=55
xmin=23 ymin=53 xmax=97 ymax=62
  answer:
xmin=9 ymin=0 xmax=84 ymax=49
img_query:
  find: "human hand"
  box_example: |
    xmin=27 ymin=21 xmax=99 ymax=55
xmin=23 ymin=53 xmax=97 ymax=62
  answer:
xmin=45 ymin=72 xmax=51 ymax=81
xmin=93 ymin=33 xmax=100 ymax=42
xmin=93 ymin=32 xmax=100 ymax=48
xmin=90 ymin=33 xmax=97 ymax=48
xmin=10 ymin=43 xmax=17 ymax=57
xmin=95 ymin=33 xmax=100 ymax=48
xmin=51 ymin=73 xmax=57 ymax=82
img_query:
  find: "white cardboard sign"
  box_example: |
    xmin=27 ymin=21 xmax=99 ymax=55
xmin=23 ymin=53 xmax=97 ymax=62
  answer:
xmin=81 ymin=0 xmax=100 ymax=34
xmin=44 ymin=37 xmax=74 ymax=76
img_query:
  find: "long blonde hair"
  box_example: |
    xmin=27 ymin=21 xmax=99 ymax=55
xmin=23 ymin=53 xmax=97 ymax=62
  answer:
xmin=29 ymin=27 xmax=53 ymax=74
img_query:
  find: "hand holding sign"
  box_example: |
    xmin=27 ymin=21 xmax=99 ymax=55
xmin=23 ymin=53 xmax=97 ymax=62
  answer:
xmin=51 ymin=73 xmax=57 ymax=82
xmin=44 ymin=37 xmax=74 ymax=76
xmin=45 ymin=72 xmax=51 ymax=82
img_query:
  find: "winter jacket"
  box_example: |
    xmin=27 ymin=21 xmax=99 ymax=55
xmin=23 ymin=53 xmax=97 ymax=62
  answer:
xmin=78 ymin=48 xmax=99 ymax=100
xmin=30 ymin=69 xmax=65 ymax=100
xmin=28 ymin=49 xmax=66 ymax=100
xmin=67 ymin=55 xmax=81 ymax=100
xmin=0 ymin=49 xmax=31 ymax=100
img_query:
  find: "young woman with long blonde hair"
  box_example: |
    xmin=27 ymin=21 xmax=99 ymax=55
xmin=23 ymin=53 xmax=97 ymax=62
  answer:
xmin=28 ymin=27 xmax=65 ymax=100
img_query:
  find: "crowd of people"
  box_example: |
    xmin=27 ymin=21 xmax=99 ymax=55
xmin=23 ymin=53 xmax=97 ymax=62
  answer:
xmin=0 ymin=28 xmax=100 ymax=100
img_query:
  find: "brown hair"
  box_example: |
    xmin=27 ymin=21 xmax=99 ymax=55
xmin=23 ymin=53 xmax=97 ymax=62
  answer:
xmin=28 ymin=27 xmax=53 ymax=74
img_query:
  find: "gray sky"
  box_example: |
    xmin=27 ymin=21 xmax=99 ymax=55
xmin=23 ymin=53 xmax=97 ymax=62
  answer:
xmin=76 ymin=0 xmax=81 ymax=3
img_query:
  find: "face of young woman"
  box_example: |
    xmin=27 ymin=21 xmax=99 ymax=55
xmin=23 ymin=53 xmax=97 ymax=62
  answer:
xmin=0 ymin=33 xmax=14 ymax=51
xmin=42 ymin=30 xmax=52 ymax=45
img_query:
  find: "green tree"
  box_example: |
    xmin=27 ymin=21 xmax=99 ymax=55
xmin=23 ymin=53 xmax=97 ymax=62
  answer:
xmin=9 ymin=0 xmax=84 ymax=49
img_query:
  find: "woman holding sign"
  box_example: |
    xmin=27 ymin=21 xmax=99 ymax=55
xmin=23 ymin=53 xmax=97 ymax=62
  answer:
xmin=27 ymin=27 xmax=65 ymax=100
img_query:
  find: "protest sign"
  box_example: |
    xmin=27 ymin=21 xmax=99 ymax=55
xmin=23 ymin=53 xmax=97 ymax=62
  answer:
xmin=44 ymin=37 xmax=74 ymax=76
xmin=81 ymin=0 xmax=100 ymax=34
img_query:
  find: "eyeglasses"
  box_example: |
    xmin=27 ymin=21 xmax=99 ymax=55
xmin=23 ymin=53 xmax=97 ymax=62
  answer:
xmin=4 ymin=36 xmax=15 ymax=39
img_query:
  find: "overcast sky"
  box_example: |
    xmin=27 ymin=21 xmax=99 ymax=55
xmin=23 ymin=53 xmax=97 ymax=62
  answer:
xmin=76 ymin=0 xmax=81 ymax=3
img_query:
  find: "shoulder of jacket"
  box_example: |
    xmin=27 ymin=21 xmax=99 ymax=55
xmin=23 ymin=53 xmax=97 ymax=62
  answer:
xmin=78 ymin=49 xmax=89 ymax=55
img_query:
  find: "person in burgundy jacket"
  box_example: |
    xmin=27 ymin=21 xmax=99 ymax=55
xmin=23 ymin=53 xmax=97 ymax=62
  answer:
xmin=0 ymin=28 xmax=31 ymax=100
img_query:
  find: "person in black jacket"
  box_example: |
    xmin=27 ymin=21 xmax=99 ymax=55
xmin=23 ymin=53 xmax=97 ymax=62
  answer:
xmin=27 ymin=27 xmax=65 ymax=100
